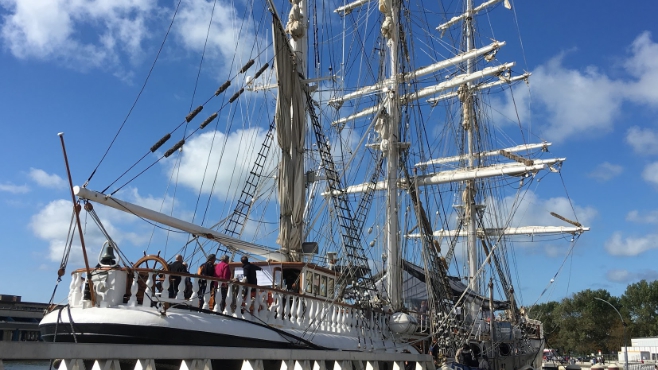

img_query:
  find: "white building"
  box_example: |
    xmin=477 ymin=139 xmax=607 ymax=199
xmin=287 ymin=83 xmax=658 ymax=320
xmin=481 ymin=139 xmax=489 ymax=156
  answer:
xmin=617 ymin=338 xmax=658 ymax=362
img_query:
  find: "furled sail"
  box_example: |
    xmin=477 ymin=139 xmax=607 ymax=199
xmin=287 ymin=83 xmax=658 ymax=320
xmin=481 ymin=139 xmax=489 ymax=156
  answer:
xmin=273 ymin=14 xmax=306 ymax=261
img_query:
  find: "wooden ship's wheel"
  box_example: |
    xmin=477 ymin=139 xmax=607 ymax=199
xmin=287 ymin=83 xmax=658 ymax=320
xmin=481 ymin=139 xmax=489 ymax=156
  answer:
xmin=133 ymin=254 xmax=169 ymax=271
xmin=127 ymin=255 xmax=169 ymax=305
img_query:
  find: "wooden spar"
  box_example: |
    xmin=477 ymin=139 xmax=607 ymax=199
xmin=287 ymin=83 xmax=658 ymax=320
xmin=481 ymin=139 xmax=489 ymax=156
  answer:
xmin=74 ymin=187 xmax=288 ymax=262
xmin=58 ymin=132 xmax=95 ymax=305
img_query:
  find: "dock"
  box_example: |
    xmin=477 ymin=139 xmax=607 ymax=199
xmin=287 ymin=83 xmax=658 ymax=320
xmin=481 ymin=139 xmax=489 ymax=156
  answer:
xmin=0 ymin=342 xmax=434 ymax=370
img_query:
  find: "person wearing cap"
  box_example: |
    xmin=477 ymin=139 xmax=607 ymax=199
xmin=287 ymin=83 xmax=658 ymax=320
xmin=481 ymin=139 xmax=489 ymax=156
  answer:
xmin=215 ymin=255 xmax=231 ymax=311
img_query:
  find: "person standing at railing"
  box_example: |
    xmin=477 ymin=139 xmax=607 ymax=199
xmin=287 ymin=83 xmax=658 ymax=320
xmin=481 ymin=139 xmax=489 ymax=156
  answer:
xmin=182 ymin=262 xmax=193 ymax=299
xmin=197 ymin=254 xmax=217 ymax=308
xmin=167 ymin=255 xmax=186 ymax=298
xmin=215 ymin=255 xmax=231 ymax=311
xmin=241 ymin=256 xmax=261 ymax=285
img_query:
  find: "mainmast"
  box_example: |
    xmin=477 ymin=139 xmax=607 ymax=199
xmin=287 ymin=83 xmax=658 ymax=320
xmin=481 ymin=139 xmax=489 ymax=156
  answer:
xmin=380 ymin=0 xmax=402 ymax=310
xmin=463 ymin=0 xmax=480 ymax=318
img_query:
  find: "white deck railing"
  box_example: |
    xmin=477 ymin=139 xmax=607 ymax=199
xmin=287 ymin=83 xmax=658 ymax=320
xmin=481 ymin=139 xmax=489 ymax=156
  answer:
xmin=67 ymin=269 xmax=394 ymax=343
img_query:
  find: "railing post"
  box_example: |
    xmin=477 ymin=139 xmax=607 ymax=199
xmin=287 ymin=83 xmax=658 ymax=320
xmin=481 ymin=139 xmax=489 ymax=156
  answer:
xmin=176 ymin=277 xmax=186 ymax=301
xmin=335 ymin=360 xmax=353 ymax=370
xmin=243 ymin=360 xmax=264 ymax=370
xmin=296 ymin=296 xmax=304 ymax=326
xmin=234 ymin=286 xmax=244 ymax=318
xmin=331 ymin=305 xmax=338 ymax=332
xmin=275 ymin=293 xmax=284 ymax=324
xmin=252 ymin=288 xmax=261 ymax=318
xmin=190 ymin=278 xmax=199 ymax=305
xmin=90 ymin=359 xmax=121 ymax=370
xmin=128 ymin=271 xmax=139 ymax=307
xmin=202 ymin=284 xmax=211 ymax=310
xmin=61 ymin=359 xmax=86 ymax=370
xmin=307 ymin=299 xmax=316 ymax=328
xmin=162 ymin=272 xmax=170 ymax=298
xmin=134 ymin=359 xmax=156 ymax=370
xmin=224 ymin=283 xmax=235 ymax=315
xmin=142 ymin=272 xmax=154 ymax=307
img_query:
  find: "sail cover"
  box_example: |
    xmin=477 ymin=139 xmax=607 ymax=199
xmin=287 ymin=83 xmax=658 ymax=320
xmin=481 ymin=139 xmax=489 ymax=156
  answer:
xmin=376 ymin=260 xmax=510 ymax=310
xmin=273 ymin=15 xmax=305 ymax=259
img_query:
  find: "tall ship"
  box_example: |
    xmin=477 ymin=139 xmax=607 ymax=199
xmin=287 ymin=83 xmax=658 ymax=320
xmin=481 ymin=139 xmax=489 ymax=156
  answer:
xmin=39 ymin=0 xmax=588 ymax=368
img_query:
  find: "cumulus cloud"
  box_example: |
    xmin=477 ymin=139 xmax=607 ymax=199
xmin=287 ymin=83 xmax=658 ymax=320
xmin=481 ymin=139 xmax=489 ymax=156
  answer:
xmin=604 ymin=232 xmax=658 ymax=256
xmin=30 ymin=199 xmax=105 ymax=264
xmin=0 ymin=0 xmax=155 ymax=73
xmin=170 ymin=128 xmax=275 ymax=199
xmin=30 ymin=189 xmax=179 ymax=266
xmin=587 ymin=162 xmax=623 ymax=182
xmin=493 ymin=32 xmax=658 ymax=143
xmin=528 ymin=52 xmax=623 ymax=141
xmin=606 ymin=268 xmax=658 ymax=283
xmin=642 ymin=161 xmax=658 ymax=187
xmin=626 ymin=209 xmax=658 ymax=224
xmin=626 ymin=126 xmax=658 ymax=155
xmin=171 ymin=0 xmax=265 ymax=78
xmin=623 ymin=32 xmax=658 ymax=107
xmin=0 ymin=182 xmax=29 ymax=193
xmin=483 ymin=190 xmax=596 ymax=257
xmin=505 ymin=190 xmax=596 ymax=230
xmin=28 ymin=168 xmax=66 ymax=189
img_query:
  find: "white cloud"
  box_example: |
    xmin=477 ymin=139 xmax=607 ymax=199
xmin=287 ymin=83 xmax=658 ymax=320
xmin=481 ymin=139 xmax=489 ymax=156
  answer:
xmin=0 ymin=182 xmax=29 ymax=193
xmin=492 ymin=32 xmax=658 ymax=143
xmin=623 ymin=31 xmax=658 ymax=107
xmin=28 ymin=168 xmax=66 ymax=189
xmin=0 ymin=0 xmax=156 ymax=72
xmin=483 ymin=190 xmax=596 ymax=257
xmin=606 ymin=269 xmax=631 ymax=283
xmin=172 ymin=0 xmax=262 ymax=78
xmin=170 ymin=128 xmax=274 ymax=199
xmin=604 ymin=232 xmax=658 ymax=256
xmin=29 ymin=188 xmax=180 ymax=267
xmin=626 ymin=126 xmax=658 ymax=155
xmin=528 ymin=52 xmax=623 ymax=141
xmin=626 ymin=209 xmax=658 ymax=224
xmin=505 ymin=190 xmax=597 ymax=230
xmin=30 ymin=199 xmax=104 ymax=264
xmin=587 ymin=162 xmax=623 ymax=182
xmin=606 ymin=268 xmax=658 ymax=284
xmin=641 ymin=161 xmax=658 ymax=187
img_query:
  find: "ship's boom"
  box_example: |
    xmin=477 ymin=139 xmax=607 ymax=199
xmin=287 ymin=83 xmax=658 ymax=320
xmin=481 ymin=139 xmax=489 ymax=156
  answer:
xmin=74 ymin=186 xmax=288 ymax=261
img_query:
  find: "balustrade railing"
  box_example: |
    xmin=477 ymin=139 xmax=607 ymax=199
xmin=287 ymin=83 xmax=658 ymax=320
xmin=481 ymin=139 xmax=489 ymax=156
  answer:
xmin=66 ymin=268 xmax=393 ymax=344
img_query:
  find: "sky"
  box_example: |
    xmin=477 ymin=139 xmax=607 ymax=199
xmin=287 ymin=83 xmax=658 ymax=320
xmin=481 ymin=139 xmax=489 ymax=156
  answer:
xmin=1 ymin=0 xmax=658 ymax=310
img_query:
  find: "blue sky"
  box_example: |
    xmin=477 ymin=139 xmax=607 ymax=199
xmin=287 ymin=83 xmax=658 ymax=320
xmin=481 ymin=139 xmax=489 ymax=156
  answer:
xmin=1 ymin=0 xmax=658 ymax=308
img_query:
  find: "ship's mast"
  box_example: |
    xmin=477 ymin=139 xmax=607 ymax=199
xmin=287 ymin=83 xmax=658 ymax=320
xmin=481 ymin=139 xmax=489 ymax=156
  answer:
xmin=382 ymin=0 xmax=402 ymax=310
xmin=275 ymin=0 xmax=308 ymax=262
xmin=464 ymin=0 xmax=480 ymax=318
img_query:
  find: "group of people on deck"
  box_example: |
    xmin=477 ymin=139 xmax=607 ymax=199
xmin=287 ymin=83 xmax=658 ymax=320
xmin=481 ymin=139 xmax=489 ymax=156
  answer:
xmin=167 ymin=253 xmax=261 ymax=311
xmin=428 ymin=338 xmax=489 ymax=370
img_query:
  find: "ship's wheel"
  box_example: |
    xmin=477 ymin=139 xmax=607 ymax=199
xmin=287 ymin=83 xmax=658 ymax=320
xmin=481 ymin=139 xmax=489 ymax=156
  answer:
xmin=131 ymin=255 xmax=170 ymax=305
xmin=133 ymin=254 xmax=169 ymax=271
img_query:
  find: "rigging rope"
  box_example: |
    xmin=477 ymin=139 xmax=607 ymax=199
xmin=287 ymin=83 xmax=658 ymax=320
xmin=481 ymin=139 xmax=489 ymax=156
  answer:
xmin=85 ymin=0 xmax=185 ymax=188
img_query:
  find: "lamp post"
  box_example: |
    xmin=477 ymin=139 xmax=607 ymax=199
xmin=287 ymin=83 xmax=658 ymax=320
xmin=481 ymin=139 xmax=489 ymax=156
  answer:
xmin=594 ymin=297 xmax=628 ymax=370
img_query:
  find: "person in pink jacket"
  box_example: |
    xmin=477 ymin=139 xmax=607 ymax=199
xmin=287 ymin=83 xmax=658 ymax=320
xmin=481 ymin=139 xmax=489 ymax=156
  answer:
xmin=215 ymin=255 xmax=232 ymax=311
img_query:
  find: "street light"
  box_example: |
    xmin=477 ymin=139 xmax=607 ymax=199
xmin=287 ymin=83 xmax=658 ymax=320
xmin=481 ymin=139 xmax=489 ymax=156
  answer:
xmin=594 ymin=297 xmax=628 ymax=370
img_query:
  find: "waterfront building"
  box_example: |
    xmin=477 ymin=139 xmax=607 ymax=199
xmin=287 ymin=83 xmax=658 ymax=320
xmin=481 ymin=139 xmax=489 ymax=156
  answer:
xmin=0 ymin=295 xmax=48 ymax=342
